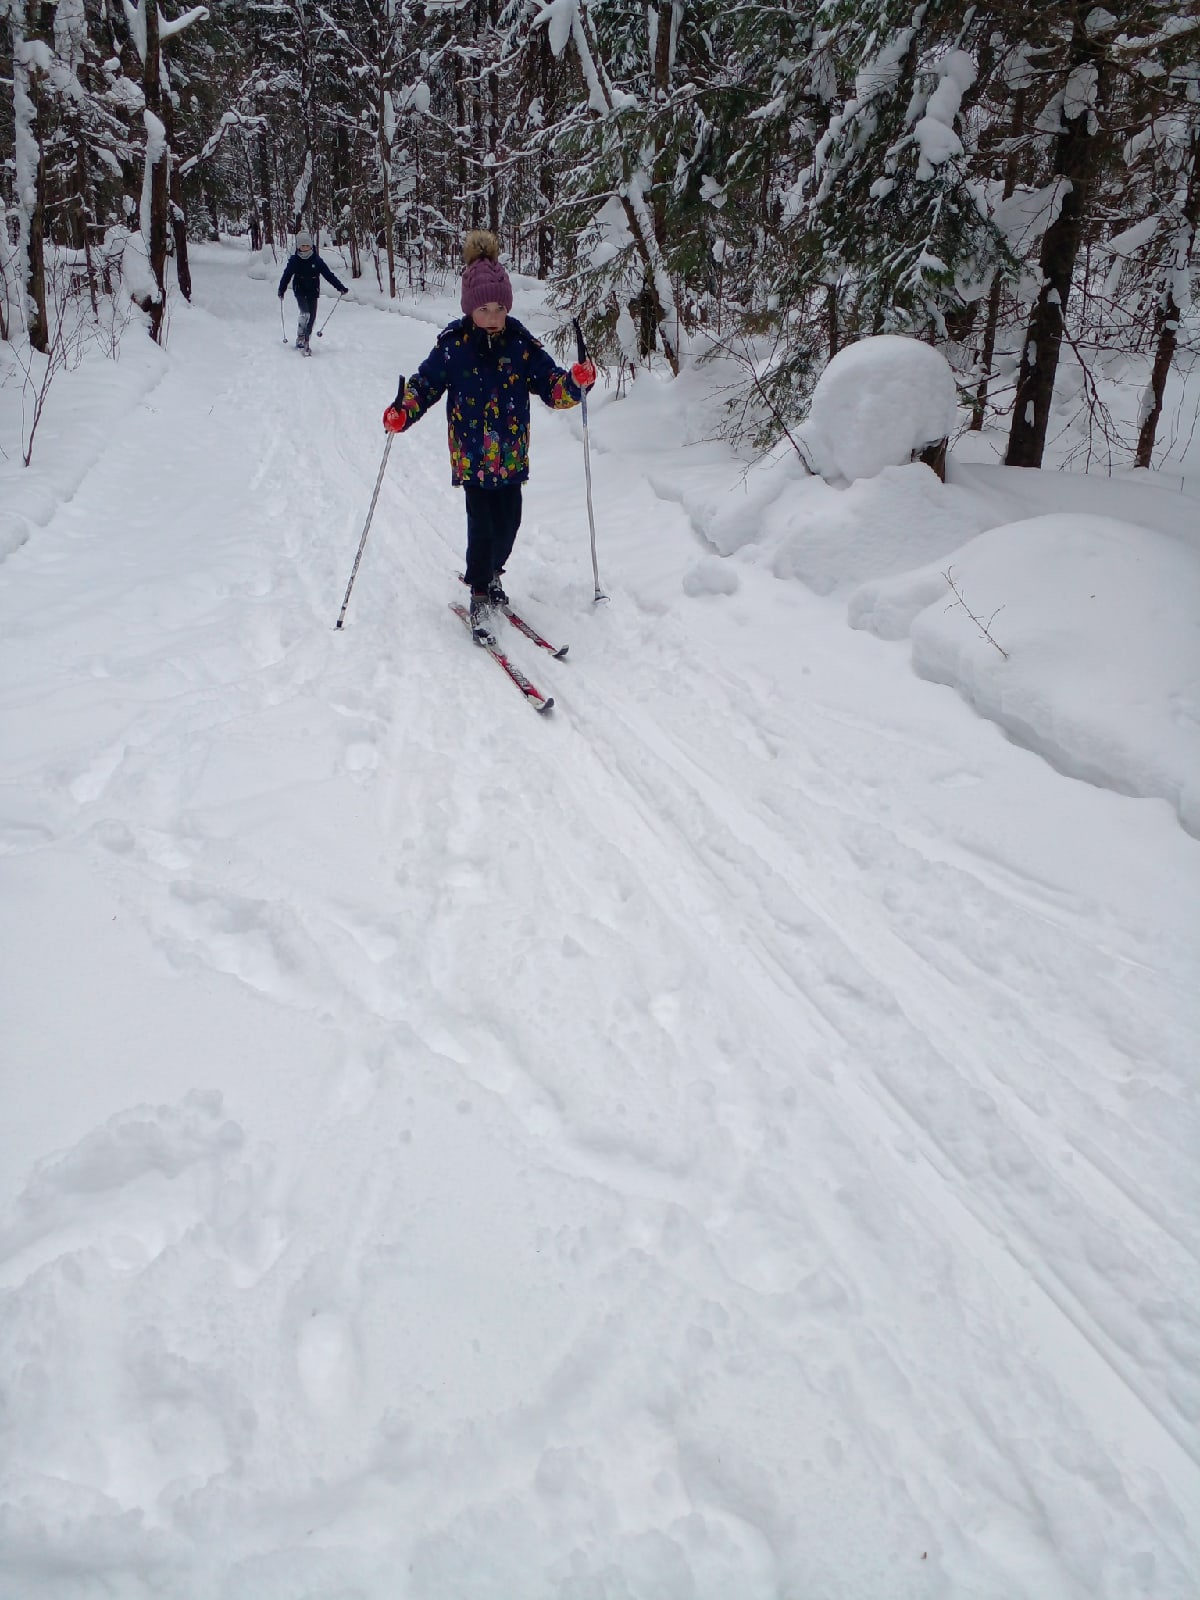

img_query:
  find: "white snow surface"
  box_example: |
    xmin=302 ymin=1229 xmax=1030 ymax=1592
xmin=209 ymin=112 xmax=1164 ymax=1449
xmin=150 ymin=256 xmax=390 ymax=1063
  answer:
xmin=1 ymin=243 xmax=1198 ymax=1600
xmin=849 ymin=513 xmax=1200 ymax=835
xmin=800 ymin=334 xmax=958 ymax=482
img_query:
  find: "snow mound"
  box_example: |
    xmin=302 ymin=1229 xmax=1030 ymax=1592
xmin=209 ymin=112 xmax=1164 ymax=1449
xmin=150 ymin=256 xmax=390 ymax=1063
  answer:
xmin=849 ymin=513 xmax=1200 ymax=833
xmin=0 ymin=322 xmax=166 ymax=563
xmin=801 ymin=335 xmax=957 ymax=484
xmin=244 ymin=244 xmax=282 ymax=282
xmin=683 ymin=556 xmax=739 ymax=597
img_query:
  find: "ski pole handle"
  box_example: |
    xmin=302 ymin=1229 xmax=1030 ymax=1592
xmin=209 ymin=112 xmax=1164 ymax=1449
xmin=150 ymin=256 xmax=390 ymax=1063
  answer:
xmin=572 ymin=316 xmax=587 ymax=365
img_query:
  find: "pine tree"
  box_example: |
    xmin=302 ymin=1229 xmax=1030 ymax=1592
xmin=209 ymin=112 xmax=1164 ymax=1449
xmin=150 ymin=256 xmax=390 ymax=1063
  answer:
xmin=533 ymin=0 xmax=732 ymax=373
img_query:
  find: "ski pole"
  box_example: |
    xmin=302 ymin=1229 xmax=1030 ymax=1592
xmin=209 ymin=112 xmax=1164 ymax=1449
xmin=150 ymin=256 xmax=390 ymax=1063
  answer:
xmin=316 ymin=293 xmax=345 ymax=339
xmin=573 ymin=318 xmax=607 ymax=603
xmin=279 ymin=296 xmax=288 ymax=343
xmin=335 ymin=373 xmax=405 ymax=630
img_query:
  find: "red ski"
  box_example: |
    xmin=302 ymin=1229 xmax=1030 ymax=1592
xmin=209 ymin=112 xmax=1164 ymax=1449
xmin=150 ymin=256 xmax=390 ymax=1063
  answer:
xmin=457 ymin=576 xmax=568 ymax=657
xmin=449 ymin=603 xmax=554 ymax=714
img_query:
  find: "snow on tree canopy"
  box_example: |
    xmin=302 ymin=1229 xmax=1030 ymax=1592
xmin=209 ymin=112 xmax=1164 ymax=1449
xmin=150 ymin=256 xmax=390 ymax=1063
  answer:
xmin=912 ymin=50 xmax=975 ymax=179
xmin=801 ymin=335 xmax=957 ymax=484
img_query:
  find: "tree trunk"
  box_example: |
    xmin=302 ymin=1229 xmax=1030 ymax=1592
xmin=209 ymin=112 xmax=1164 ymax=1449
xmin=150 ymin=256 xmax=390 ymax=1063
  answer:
xmin=536 ymin=33 xmax=554 ymax=279
xmin=970 ymin=277 xmax=1003 ymax=430
xmin=171 ymin=183 xmax=192 ymax=301
xmin=454 ymin=61 xmax=471 ymax=231
xmin=574 ymin=4 xmax=679 ymax=373
xmin=74 ymin=129 xmax=99 ymax=316
xmin=973 ymin=89 xmax=1026 ymax=430
xmin=293 ymin=5 xmax=317 ymax=235
xmin=1135 ymin=134 xmax=1199 ymax=468
xmin=917 ymin=438 xmax=948 ymax=481
xmin=378 ymin=82 xmax=397 ymax=298
xmin=256 ymin=126 xmax=275 ymax=246
xmin=486 ymin=0 xmax=500 ymax=236
xmin=13 ymin=2 xmax=49 ymax=352
xmin=162 ymin=87 xmax=192 ymax=302
xmin=241 ymin=135 xmax=263 ymax=249
xmin=537 ymin=154 xmax=555 ymax=279
xmin=1006 ymin=13 xmax=1107 ymax=468
xmin=248 ymin=11 xmax=275 ymax=249
xmin=144 ymin=116 xmax=170 ymax=342
xmin=1135 ymin=305 xmax=1179 ymax=469
xmin=133 ymin=0 xmax=169 ymax=342
xmin=488 ymin=57 xmax=500 ymax=236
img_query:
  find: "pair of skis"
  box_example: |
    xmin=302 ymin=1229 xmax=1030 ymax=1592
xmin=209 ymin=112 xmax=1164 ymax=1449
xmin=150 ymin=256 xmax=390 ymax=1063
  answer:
xmin=449 ymin=591 xmax=567 ymax=716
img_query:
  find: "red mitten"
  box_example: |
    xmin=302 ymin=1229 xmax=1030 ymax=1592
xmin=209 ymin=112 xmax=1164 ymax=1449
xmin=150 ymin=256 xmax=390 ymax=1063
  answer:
xmin=571 ymin=360 xmax=596 ymax=390
xmin=382 ymin=405 xmax=407 ymax=434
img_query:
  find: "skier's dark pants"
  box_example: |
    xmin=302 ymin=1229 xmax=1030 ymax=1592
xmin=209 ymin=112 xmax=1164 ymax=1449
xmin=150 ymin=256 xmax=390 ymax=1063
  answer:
xmin=294 ymin=290 xmax=317 ymax=342
xmin=464 ymin=483 xmax=522 ymax=592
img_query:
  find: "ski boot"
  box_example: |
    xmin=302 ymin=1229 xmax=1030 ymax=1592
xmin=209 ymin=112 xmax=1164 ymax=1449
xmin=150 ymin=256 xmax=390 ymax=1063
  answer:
xmin=469 ymin=590 xmax=495 ymax=646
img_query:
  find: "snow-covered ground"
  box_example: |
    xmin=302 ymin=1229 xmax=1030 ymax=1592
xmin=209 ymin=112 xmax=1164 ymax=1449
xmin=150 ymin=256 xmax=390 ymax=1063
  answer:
xmin=1 ymin=242 xmax=1197 ymax=1599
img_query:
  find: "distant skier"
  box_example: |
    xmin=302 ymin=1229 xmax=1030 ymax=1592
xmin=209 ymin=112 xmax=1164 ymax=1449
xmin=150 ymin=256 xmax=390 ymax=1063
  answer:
xmin=278 ymin=230 xmax=346 ymax=353
xmin=381 ymin=230 xmax=595 ymax=642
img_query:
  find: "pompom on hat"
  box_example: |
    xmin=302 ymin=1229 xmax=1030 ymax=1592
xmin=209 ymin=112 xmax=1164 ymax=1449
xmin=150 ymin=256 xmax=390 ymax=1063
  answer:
xmin=461 ymin=230 xmax=513 ymax=316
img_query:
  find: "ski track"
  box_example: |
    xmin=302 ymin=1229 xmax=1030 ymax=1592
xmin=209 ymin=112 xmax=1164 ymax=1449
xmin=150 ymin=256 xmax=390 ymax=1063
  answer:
xmin=1 ymin=247 xmax=1197 ymax=1599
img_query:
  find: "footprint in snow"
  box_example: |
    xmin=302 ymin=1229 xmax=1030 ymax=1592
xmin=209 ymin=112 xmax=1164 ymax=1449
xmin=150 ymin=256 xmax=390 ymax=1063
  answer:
xmin=0 ymin=1090 xmax=285 ymax=1290
xmin=296 ymin=1310 xmax=360 ymax=1419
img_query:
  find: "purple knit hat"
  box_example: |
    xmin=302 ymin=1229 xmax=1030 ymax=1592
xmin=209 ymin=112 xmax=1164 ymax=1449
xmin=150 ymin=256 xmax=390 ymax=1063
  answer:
xmin=461 ymin=230 xmax=513 ymax=316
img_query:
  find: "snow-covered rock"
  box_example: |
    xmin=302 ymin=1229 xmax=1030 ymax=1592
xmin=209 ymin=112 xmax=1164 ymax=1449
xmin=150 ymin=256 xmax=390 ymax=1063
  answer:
xmin=801 ymin=334 xmax=958 ymax=483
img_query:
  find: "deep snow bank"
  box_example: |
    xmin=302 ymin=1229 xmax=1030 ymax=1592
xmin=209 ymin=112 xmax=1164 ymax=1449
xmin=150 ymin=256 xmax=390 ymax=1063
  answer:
xmin=596 ymin=359 xmax=1200 ymax=831
xmin=848 ymin=513 xmax=1200 ymax=833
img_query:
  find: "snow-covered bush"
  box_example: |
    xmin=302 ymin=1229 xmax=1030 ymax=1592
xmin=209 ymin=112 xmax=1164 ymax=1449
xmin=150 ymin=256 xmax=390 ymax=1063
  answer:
xmin=800 ymin=335 xmax=958 ymax=484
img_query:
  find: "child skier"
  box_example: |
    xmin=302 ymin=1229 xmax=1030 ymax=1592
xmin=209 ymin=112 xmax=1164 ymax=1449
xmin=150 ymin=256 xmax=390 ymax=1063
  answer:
xmin=382 ymin=230 xmax=595 ymax=641
xmin=278 ymin=230 xmax=347 ymax=352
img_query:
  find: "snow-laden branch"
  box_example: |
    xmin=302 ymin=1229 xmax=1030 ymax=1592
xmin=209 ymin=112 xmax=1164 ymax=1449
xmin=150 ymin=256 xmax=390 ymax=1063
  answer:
xmin=179 ymin=110 xmax=266 ymax=176
xmin=160 ymin=6 xmax=209 ymax=43
xmin=121 ymin=2 xmax=210 ymax=64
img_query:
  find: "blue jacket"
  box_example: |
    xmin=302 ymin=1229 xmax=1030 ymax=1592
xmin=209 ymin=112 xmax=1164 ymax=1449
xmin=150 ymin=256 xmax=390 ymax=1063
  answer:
xmin=400 ymin=317 xmax=582 ymax=488
xmin=279 ymin=251 xmax=346 ymax=300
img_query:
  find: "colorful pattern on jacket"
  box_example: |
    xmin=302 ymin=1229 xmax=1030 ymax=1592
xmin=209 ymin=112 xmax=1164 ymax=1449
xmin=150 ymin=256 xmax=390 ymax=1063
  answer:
xmin=399 ymin=317 xmax=583 ymax=488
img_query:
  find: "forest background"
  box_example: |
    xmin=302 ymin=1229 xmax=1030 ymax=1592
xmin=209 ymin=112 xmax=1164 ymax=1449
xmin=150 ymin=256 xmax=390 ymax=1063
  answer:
xmin=1 ymin=0 xmax=1197 ymax=473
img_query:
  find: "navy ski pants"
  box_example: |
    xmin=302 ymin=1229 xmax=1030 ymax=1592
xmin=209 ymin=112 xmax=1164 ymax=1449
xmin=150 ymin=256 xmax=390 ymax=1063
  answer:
xmin=464 ymin=483 xmax=522 ymax=592
xmin=294 ymin=290 xmax=317 ymax=343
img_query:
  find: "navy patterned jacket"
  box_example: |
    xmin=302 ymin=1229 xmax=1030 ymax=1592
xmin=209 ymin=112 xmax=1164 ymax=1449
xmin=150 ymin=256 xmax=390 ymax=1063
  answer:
xmin=399 ymin=316 xmax=583 ymax=488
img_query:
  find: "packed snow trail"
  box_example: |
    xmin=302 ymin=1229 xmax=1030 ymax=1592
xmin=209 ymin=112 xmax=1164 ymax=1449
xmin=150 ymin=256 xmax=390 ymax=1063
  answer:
xmin=1 ymin=245 xmax=1197 ymax=1599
